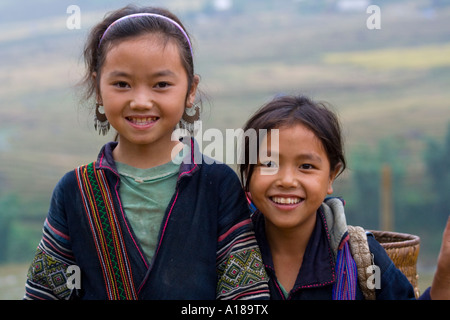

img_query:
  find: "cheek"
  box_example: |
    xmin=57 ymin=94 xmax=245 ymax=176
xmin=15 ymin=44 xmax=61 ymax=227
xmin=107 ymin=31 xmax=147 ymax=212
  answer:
xmin=304 ymin=174 xmax=333 ymax=199
xmin=248 ymin=173 xmax=271 ymax=203
xmin=102 ymin=99 xmax=121 ymax=117
xmin=248 ymin=179 xmax=258 ymax=200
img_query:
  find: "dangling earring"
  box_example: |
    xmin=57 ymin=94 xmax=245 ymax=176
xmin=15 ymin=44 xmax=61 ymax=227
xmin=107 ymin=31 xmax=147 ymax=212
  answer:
xmin=94 ymin=103 xmax=110 ymax=136
xmin=179 ymin=103 xmax=200 ymax=135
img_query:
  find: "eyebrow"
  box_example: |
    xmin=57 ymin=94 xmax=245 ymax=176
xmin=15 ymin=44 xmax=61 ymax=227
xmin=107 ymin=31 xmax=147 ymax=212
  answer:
xmin=297 ymin=153 xmax=323 ymax=163
xmin=107 ymin=71 xmax=130 ymax=78
xmin=258 ymin=150 xmax=323 ymax=164
xmin=262 ymin=150 xmax=323 ymax=163
xmin=106 ymin=69 xmax=177 ymax=78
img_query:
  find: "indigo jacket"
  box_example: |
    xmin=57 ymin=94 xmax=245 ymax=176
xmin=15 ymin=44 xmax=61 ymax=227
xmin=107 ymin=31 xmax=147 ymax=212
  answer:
xmin=252 ymin=198 xmax=422 ymax=300
xmin=25 ymin=139 xmax=269 ymax=300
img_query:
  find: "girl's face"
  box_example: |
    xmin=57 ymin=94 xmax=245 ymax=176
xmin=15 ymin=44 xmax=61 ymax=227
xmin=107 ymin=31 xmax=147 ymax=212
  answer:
xmin=96 ymin=34 xmax=197 ymax=149
xmin=248 ymin=124 xmax=340 ymax=232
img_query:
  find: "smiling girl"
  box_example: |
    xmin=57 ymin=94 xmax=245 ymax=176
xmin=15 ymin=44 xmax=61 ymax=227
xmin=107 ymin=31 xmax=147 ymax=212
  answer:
xmin=240 ymin=94 xmax=450 ymax=300
xmin=24 ymin=5 xmax=268 ymax=300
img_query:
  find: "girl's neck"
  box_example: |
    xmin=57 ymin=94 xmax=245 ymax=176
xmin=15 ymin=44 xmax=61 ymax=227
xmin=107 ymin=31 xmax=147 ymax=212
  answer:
xmin=264 ymin=215 xmax=317 ymax=292
xmin=113 ymin=138 xmax=184 ymax=169
xmin=265 ymin=217 xmax=316 ymax=258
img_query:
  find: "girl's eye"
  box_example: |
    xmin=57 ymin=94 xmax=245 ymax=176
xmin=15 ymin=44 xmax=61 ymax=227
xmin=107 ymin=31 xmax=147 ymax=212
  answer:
xmin=261 ymin=160 xmax=278 ymax=168
xmin=113 ymin=81 xmax=130 ymax=89
xmin=300 ymin=164 xmax=314 ymax=170
xmin=155 ymin=82 xmax=170 ymax=89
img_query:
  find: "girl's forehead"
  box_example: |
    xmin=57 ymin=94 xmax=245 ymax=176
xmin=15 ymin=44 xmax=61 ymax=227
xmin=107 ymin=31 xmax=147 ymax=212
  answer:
xmin=106 ymin=34 xmax=177 ymax=57
xmin=102 ymin=34 xmax=185 ymax=72
xmin=262 ymin=124 xmax=327 ymax=156
xmin=270 ymin=124 xmax=319 ymax=143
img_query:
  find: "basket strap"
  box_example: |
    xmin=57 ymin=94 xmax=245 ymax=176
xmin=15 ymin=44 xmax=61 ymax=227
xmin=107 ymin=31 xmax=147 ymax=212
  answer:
xmin=347 ymin=226 xmax=376 ymax=300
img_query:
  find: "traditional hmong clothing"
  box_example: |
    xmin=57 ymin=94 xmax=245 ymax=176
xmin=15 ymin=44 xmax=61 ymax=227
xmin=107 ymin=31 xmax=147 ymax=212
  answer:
xmin=251 ymin=198 xmax=418 ymax=300
xmin=24 ymin=139 xmax=269 ymax=300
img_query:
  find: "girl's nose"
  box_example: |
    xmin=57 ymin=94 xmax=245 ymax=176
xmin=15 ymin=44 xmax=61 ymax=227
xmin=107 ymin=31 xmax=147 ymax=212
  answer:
xmin=130 ymin=90 xmax=153 ymax=110
xmin=276 ymin=167 xmax=299 ymax=189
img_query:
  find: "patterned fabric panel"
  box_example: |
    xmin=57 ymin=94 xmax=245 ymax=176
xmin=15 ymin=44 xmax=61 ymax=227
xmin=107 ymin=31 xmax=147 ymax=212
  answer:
xmin=216 ymin=227 xmax=269 ymax=300
xmin=25 ymin=246 xmax=74 ymax=300
xmin=76 ymin=162 xmax=137 ymax=300
xmin=25 ymin=212 xmax=77 ymax=300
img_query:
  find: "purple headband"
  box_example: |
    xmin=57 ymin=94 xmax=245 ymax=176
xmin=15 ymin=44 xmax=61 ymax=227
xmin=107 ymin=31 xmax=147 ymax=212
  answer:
xmin=98 ymin=13 xmax=193 ymax=57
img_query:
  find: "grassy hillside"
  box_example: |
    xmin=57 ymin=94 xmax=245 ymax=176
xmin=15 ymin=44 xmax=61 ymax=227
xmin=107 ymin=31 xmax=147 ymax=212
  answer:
xmin=1 ymin=1 xmax=448 ymax=197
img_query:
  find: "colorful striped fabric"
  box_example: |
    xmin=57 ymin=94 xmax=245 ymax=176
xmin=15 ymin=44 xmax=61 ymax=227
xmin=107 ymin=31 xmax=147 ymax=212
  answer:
xmin=24 ymin=219 xmax=76 ymax=300
xmin=332 ymin=241 xmax=357 ymax=300
xmin=75 ymin=162 xmax=138 ymax=300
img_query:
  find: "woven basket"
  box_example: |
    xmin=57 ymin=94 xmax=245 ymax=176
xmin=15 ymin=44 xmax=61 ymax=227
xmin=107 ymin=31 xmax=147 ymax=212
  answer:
xmin=370 ymin=230 xmax=421 ymax=298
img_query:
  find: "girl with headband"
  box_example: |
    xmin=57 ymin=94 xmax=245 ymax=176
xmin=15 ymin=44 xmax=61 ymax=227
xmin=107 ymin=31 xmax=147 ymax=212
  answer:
xmin=24 ymin=5 xmax=269 ymax=300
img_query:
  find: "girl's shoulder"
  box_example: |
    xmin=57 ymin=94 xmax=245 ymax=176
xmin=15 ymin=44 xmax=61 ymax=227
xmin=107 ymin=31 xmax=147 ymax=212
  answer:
xmin=54 ymin=162 xmax=100 ymax=193
xmin=366 ymin=233 xmax=391 ymax=269
xmin=348 ymin=227 xmax=396 ymax=273
xmin=198 ymin=161 xmax=242 ymax=189
xmin=54 ymin=167 xmax=82 ymax=190
xmin=196 ymin=155 xmax=238 ymax=177
xmin=348 ymin=228 xmax=416 ymax=299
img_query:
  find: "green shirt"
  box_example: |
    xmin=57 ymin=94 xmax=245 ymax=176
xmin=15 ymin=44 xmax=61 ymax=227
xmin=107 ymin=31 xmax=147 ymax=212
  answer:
xmin=115 ymin=151 xmax=184 ymax=262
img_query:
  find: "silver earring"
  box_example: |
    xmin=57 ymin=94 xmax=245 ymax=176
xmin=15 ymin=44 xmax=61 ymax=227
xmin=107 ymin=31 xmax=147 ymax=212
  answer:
xmin=179 ymin=103 xmax=200 ymax=135
xmin=94 ymin=103 xmax=110 ymax=136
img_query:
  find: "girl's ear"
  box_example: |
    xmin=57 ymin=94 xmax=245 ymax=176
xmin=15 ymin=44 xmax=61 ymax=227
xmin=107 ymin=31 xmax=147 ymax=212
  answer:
xmin=92 ymin=72 xmax=102 ymax=104
xmin=327 ymin=163 xmax=342 ymax=195
xmin=186 ymin=75 xmax=200 ymax=107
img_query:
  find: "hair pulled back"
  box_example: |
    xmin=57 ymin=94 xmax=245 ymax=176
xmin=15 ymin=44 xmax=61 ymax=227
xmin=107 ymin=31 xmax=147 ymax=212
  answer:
xmin=239 ymin=94 xmax=346 ymax=191
xmin=80 ymin=5 xmax=195 ymax=104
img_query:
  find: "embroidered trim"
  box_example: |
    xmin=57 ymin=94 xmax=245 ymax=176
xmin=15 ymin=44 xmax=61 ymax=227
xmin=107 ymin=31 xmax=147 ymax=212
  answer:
xmin=76 ymin=162 xmax=137 ymax=300
xmin=26 ymin=247 xmax=73 ymax=300
xmin=216 ymin=246 xmax=268 ymax=300
xmin=216 ymin=228 xmax=269 ymax=300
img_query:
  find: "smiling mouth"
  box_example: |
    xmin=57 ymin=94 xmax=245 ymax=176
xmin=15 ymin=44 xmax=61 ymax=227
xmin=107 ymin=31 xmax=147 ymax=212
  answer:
xmin=125 ymin=116 xmax=159 ymax=126
xmin=270 ymin=196 xmax=303 ymax=205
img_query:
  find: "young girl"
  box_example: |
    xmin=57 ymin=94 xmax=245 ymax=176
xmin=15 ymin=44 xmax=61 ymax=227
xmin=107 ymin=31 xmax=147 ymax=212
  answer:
xmin=24 ymin=5 xmax=269 ymax=300
xmin=239 ymin=94 xmax=450 ymax=300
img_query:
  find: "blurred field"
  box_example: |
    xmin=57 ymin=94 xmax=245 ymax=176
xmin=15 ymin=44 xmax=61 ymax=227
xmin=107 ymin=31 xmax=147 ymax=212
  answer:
xmin=0 ymin=264 xmax=27 ymax=300
xmin=324 ymin=44 xmax=450 ymax=70
xmin=1 ymin=1 xmax=449 ymax=201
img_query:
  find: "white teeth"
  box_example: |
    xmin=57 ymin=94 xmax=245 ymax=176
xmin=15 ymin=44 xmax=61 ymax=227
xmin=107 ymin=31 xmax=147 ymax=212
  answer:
xmin=271 ymin=197 xmax=301 ymax=205
xmin=128 ymin=117 xmax=158 ymax=125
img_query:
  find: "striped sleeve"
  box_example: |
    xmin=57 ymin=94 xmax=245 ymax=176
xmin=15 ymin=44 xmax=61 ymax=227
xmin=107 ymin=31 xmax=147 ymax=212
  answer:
xmin=24 ymin=175 xmax=79 ymax=300
xmin=216 ymin=218 xmax=269 ymax=300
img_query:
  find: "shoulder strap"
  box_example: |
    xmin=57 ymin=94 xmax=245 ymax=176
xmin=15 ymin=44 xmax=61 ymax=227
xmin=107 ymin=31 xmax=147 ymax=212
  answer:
xmin=347 ymin=225 xmax=375 ymax=300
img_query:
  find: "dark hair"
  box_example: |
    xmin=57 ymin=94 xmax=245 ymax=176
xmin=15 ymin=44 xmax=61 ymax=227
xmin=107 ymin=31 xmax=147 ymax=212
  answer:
xmin=239 ymin=94 xmax=346 ymax=191
xmin=80 ymin=5 xmax=195 ymax=104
